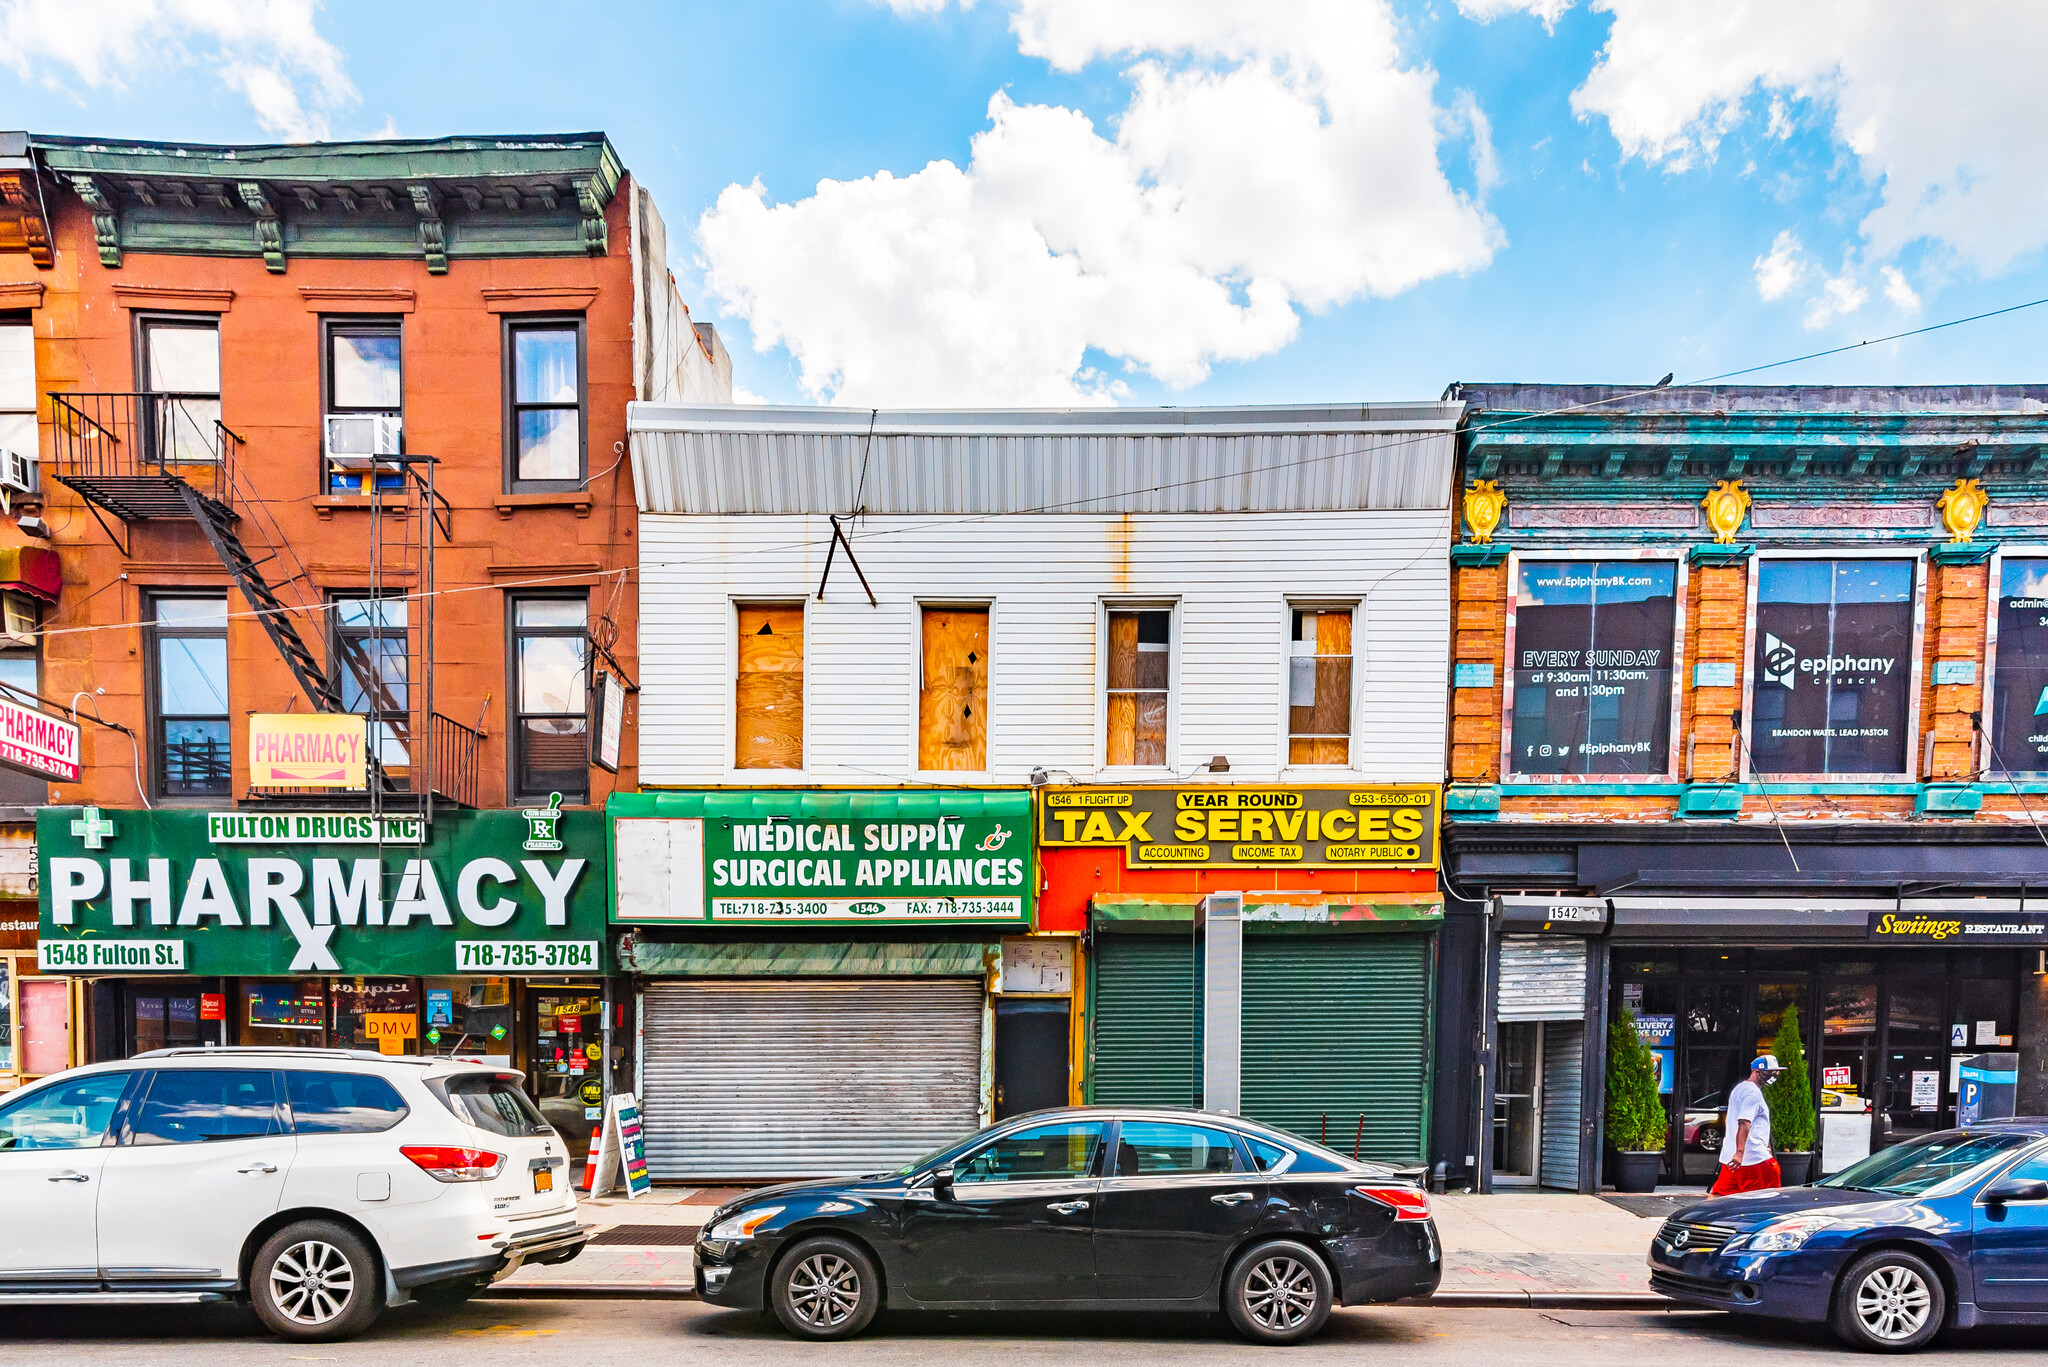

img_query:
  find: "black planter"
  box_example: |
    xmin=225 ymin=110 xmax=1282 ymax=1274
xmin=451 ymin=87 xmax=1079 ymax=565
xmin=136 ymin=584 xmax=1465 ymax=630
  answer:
xmin=1775 ymin=1150 xmax=1815 ymax=1186
xmin=1614 ymin=1150 xmax=1662 ymax=1193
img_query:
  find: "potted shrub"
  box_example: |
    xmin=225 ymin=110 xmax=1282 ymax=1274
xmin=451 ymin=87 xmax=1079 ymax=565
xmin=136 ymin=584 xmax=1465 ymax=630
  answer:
xmin=1606 ymin=1008 xmax=1667 ymax=1193
xmin=1767 ymin=1003 xmax=1818 ymax=1185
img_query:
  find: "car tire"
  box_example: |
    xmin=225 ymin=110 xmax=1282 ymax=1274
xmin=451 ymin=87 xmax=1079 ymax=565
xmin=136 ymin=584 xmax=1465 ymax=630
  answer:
xmin=411 ymin=1276 xmax=487 ymax=1307
xmin=1698 ymin=1126 xmax=1723 ymax=1152
xmin=1829 ymin=1249 xmax=1946 ymax=1354
xmin=770 ymin=1236 xmax=881 ymax=1340
xmin=1224 ymin=1239 xmax=1335 ymax=1346
xmin=250 ymin=1220 xmax=383 ymax=1343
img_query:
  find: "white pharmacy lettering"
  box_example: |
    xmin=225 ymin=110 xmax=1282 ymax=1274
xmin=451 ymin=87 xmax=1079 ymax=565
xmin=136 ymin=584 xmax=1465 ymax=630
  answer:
xmin=47 ymin=856 xmax=587 ymax=968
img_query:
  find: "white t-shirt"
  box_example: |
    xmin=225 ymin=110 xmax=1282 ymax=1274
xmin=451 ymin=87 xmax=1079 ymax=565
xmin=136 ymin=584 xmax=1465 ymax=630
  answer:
xmin=1720 ymin=1079 xmax=1772 ymax=1165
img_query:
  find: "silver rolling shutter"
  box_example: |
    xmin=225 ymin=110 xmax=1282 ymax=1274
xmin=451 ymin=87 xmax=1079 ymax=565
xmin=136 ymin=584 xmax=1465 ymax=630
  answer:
xmin=639 ymin=978 xmax=984 ymax=1181
xmin=1539 ymin=1021 xmax=1584 ymax=1190
xmin=1496 ymin=935 xmax=1587 ymax=1022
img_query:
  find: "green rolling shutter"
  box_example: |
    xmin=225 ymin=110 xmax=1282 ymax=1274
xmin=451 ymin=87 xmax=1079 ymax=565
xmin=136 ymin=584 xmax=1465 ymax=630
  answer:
xmin=1241 ymin=934 xmax=1432 ymax=1163
xmin=1090 ymin=933 xmax=1194 ymax=1108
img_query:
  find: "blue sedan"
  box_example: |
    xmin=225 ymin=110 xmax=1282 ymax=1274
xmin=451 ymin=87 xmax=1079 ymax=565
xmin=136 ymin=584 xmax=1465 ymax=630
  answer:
xmin=1649 ymin=1120 xmax=2048 ymax=1351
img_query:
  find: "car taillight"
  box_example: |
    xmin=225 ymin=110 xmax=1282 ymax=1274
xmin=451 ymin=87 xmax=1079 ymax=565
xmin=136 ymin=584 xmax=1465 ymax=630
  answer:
xmin=402 ymin=1145 xmax=506 ymax=1182
xmin=1353 ymin=1185 xmax=1431 ymax=1221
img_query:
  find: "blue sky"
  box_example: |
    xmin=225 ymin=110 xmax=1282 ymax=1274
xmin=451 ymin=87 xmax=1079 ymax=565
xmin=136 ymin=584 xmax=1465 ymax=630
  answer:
xmin=4 ymin=0 xmax=2044 ymax=406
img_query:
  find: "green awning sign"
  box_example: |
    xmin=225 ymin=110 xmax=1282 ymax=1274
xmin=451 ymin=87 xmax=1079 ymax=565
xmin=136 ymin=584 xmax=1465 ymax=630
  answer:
xmin=609 ymin=789 xmax=1034 ymax=926
xmin=38 ymin=807 xmax=611 ymax=977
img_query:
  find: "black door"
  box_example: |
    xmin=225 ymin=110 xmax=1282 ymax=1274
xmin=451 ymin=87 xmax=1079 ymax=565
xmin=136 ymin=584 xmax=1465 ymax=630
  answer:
xmin=995 ymin=998 xmax=1070 ymax=1119
xmin=896 ymin=1119 xmax=1103 ymax=1303
xmin=1093 ymin=1118 xmax=1263 ymax=1301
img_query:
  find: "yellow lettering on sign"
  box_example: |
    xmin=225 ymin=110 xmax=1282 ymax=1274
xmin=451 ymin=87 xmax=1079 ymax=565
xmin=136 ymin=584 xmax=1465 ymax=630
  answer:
xmin=1079 ymin=811 xmax=1119 ymax=843
xmin=1176 ymin=810 xmax=1207 ymax=841
xmin=1114 ymin=811 xmax=1154 ymax=842
xmin=1356 ymin=812 xmax=1389 ymax=841
xmin=1045 ymin=791 xmax=1130 ymax=807
xmin=1240 ymin=810 xmax=1274 ymax=842
xmin=1274 ymin=810 xmax=1306 ymax=842
xmin=1322 ymin=810 xmax=1356 ymax=841
xmin=1053 ymin=811 xmax=1085 ymax=841
xmin=1209 ymin=810 xmax=1238 ymax=841
xmin=1232 ymin=845 xmax=1303 ymax=862
xmin=1137 ymin=844 xmax=1211 ymax=863
xmin=1391 ymin=809 xmax=1424 ymax=841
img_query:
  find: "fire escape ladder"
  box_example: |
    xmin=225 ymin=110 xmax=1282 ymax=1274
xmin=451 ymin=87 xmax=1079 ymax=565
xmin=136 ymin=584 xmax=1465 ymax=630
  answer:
xmin=176 ymin=482 xmax=344 ymax=713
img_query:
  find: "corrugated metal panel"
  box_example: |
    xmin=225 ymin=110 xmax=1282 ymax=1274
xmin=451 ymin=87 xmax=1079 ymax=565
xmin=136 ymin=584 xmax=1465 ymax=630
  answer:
xmin=639 ymin=979 xmax=983 ymax=1179
xmin=1540 ymin=1021 xmax=1584 ymax=1190
xmin=1091 ymin=934 xmax=1195 ymax=1109
xmin=635 ymin=512 xmax=1449 ymax=787
xmin=627 ymin=404 xmax=1458 ymax=516
xmin=1497 ymin=936 xmax=1588 ymax=1022
xmin=1241 ymin=935 xmax=1430 ymax=1163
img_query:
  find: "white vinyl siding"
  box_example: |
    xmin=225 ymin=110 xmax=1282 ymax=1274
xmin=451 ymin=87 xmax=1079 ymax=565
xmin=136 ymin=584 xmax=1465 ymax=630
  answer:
xmin=637 ymin=511 xmax=1449 ymax=786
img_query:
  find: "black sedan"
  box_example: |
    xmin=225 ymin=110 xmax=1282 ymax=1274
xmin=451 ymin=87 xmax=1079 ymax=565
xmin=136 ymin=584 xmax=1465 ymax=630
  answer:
xmin=694 ymin=1106 xmax=1440 ymax=1344
xmin=1649 ymin=1120 xmax=2048 ymax=1352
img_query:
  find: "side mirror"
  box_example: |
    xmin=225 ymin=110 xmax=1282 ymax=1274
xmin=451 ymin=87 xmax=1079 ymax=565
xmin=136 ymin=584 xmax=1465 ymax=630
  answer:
xmin=1984 ymin=1178 xmax=2048 ymax=1206
xmin=931 ymin=1165 xmax=956 ymax=1197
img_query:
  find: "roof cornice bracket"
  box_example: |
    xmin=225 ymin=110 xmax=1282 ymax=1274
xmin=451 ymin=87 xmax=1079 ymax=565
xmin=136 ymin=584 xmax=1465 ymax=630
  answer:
xmin=236 ymin=181 xmax=285 ymax=274
xmin=408 ymin=184 xmax=447 ymax=275
xmin=67 ymin=174 xmax=120 ymax=268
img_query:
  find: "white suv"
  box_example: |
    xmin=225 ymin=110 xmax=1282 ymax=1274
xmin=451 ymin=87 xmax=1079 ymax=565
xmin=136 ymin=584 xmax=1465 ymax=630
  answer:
xmin=0 ymin=1047 xmax=589 ymax=1341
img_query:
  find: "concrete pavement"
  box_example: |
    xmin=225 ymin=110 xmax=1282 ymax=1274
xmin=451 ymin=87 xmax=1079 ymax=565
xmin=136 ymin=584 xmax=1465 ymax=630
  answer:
xmin=499 ymin=1185 xmax=1679 ymax=1303
xmin=7 ymin=1299 xmax=2045 ymax=1363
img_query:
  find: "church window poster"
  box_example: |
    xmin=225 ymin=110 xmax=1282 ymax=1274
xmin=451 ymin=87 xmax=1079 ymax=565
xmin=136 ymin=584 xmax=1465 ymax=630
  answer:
xmin=1992 ymin=558 xmax=2048 ymax=772
xmin=1751 ymin=559 xmax=1914 ymax=775
xmin=1510 ymin=560 xmax=1676 ymax=776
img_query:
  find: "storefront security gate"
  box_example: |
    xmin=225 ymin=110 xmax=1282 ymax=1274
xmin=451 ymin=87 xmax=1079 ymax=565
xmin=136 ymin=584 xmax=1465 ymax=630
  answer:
xmin=638 ymin=978 xmax=983 ymax=1180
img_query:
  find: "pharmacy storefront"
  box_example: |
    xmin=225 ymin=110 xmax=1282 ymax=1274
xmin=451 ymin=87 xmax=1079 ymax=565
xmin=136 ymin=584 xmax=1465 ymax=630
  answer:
xmin=609 ymin=788 xmax=1051 ymax=1181
xmin=36 ymin=804 xmax=617 ymax=1155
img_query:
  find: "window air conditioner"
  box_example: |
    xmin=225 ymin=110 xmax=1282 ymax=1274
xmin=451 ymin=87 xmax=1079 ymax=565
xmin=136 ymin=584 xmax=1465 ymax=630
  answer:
xmin=0 ymin=448 xmax=35 ymax=495
xmin=323 ymin=414 xmax=403 ymax=467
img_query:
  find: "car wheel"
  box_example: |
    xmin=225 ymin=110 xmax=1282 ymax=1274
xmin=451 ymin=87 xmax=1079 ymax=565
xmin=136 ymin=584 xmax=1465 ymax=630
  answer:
xmin=1829 ymin=1249 xmax=1945 ymax=1353
xmin=770 ymin=1236 xmax=880 ymax=1340
xmin=1698 ymin=1126 xmax=1722 ymax=1151
xmin=251 ymin=1220 xmax=382 ymax=1343
xmin=411 ymin=1276 xmax=487 ymax=1307
xmin=1224 ymin=1239 xmax=1334 ymax=1346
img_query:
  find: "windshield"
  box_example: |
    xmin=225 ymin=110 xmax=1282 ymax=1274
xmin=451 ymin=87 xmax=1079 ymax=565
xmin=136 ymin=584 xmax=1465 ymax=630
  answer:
xmin=1816 ymin=1132 xmax=2034 ymax=1197
xmin=893 ymin=1128 xmax=988 ymax=1178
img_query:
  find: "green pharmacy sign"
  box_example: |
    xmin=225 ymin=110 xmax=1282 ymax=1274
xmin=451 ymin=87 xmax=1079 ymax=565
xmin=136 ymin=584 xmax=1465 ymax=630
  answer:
xmin=38 ymin=807 xmax=611 ymax=977
xmin=610 ymin=789 xmax=1033 ymax=927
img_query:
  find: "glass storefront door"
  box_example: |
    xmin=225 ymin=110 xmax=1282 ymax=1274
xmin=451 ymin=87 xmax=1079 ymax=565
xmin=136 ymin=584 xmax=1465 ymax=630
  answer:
xmin=1493 ymin=1022 xmax=1541 ymax=1184
xmin=526 ymin=985 xmax=605 ymax=1160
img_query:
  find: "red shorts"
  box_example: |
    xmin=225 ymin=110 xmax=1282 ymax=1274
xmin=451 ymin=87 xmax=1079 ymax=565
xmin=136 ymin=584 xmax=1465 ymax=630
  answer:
xmin=1711 ymin=1158 xmax=1782 ymax=1195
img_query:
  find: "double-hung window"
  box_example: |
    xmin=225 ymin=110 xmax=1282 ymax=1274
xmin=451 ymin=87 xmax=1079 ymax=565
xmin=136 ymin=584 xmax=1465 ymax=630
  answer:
xmin=323 ymin=319 xmax=402 ymax=493
xmin=505 ymin=318 xmax=585 ymax=492
xmin=1105 ymin=608 xmax=1171 ymax=768
xmin=137 ymin=315 xmax=220 ymax=466
xmin=1288 ymin=606 xmax=1354 ymax=765
xmin=148 ymin=594 xmax=231 ymax=798
xmin=0 ymin=319 xmax=33 ymax=471
xmin=331 ymin=595 xmax=409 ymax=777
xmin=510 ymin=596 xmax=588 ymax=801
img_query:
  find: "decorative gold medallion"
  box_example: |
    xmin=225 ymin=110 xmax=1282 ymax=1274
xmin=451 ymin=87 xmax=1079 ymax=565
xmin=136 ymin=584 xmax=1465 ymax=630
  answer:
xmin=1463 ymin=480 xmax=1507 ymax=544
xmin=1701 ymin=479 xmax=1751 ymax=544
xmin=1936 ymin=477 xmax=1988 ymax=544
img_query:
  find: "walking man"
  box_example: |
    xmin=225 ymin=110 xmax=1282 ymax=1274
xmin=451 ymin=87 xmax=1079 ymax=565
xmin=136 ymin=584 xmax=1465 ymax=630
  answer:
xmin=1711 ymin=1054 xmax=1785 ymax=1195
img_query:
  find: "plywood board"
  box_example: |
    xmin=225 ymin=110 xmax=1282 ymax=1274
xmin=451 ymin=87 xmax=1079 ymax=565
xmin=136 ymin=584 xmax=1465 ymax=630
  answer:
xmin=735 ymin=605 xmax=803 ymax=769
xmin=919 ymin=608 xmax=988 ymax=771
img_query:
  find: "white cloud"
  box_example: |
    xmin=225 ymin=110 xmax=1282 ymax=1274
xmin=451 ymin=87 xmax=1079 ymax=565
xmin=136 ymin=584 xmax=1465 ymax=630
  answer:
xmin=729 ymin=383 xmax=772 ymax=405
xmin=709 ymin=0 xmax=1502 ymax=405
xmin=1880 ymin=265 xmax=1920 ymax=314
xmin=1453 ymin=0 xmax=1575 ymax=29
xmin=1567 ymin=1 xmax=2048 ymax=274
xmin=0 ymin=0 xmax=355 ymax=141
xmin=1803 ymin=268 xmax=1867 ymax=330
xmin=1753 ymin=230 xmax=1804 ymax=302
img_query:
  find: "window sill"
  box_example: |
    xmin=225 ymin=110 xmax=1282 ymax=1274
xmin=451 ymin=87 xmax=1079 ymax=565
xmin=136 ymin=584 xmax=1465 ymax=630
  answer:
xmin=495 ymin=491 xmax=593 ymax=518
xmin=314 ymin=495 xmax=414 ymax=518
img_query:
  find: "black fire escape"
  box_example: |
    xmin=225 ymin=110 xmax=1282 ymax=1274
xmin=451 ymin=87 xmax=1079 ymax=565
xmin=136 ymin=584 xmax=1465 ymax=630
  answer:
xmin=47 ymin=392 xmax=481 ymax=812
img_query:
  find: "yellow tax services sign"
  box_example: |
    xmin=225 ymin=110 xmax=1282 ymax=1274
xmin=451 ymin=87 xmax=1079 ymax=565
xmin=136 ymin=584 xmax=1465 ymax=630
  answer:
xmin=1038 ymin=785 xmax=1440 ymax=870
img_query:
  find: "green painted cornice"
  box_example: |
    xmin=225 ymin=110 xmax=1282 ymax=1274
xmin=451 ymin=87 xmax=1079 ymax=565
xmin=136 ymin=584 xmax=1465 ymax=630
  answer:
xmin=1449 ymin=542 xmax=1509 ymax=566
xmin=30 ymin=132 xmax=623 ymax=272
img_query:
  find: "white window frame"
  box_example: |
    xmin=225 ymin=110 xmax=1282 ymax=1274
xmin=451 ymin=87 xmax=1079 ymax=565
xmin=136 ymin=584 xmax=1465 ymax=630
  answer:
xmin=724 ymin=595 xmax=811 ymax=785
xmin=1278 ymin=598 xmax=1362 ymax=775
xmin=1097 ymin=598 xmax=1178 ymax=776
xmin=1739 ymin=548 xmax=1926 ymax=782
xmin=1498 ymin=548 xmax=1689 ymax=783
xmin=909 ymin=598 xmax=996 ymax=782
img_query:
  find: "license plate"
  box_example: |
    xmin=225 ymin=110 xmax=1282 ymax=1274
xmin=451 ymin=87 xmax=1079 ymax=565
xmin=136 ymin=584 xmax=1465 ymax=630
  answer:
xmin=535 ymin=1167 xmax=554 ymax=1193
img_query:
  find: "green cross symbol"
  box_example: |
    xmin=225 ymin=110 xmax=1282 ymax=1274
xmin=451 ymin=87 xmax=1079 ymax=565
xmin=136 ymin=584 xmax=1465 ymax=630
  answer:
xmin=71 ymin=807 xmax=116 ymax=850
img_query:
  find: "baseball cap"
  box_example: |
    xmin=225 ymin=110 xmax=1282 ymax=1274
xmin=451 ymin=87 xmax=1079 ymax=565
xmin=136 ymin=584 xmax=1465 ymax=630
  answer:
xmin=1752 ymin=1054 xmax=1784 ymax=1073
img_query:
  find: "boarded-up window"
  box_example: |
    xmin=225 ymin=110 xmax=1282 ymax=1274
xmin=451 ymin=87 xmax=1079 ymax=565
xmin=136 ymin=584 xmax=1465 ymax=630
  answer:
xmin=735 ymin=604 xmax=803 ymax=770
xmin=1289 ymin=607 xmax=1353 ymax=766
xmin=919 ymin=608 xmax=988 ymax=771
xmin=1106 ymin=609 xmax=1170 ymax=767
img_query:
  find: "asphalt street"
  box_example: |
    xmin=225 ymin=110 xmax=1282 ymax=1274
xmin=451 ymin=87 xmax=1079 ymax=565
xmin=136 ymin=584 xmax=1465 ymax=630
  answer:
xmin=4 ymin=1299 xmax=2045 ymax=1364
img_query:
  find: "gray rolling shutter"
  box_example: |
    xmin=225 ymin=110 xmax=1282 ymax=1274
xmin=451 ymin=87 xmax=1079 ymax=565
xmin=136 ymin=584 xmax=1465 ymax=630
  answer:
xmin=639 ymin=978 xmax=983 ymax=1180
xmin=1497 ymin=935 xmax=1587 ymax=1022
xmin=1540 ymin=1021 xmax=1584 ymax=1190
xmin=1090 ymin=933 xmax=1195 ymax=1108
xmin=1241 ymin=934 xmax=1431 ymax=1163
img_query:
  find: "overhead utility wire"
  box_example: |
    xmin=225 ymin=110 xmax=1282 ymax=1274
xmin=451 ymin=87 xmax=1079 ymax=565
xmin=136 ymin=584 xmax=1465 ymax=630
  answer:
xmin=31 ymin=289 xmax=2048 ymax=646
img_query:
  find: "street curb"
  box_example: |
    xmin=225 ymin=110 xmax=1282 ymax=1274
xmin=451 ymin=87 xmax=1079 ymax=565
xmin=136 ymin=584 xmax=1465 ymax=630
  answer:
xmin=479 ymin=1286 xmax=1670 ymax=1309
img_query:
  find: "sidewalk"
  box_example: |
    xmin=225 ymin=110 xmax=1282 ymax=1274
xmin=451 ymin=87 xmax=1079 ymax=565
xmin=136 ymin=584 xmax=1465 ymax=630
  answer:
xmin=497 ymin=1187 xmax=1681 ymax=1303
